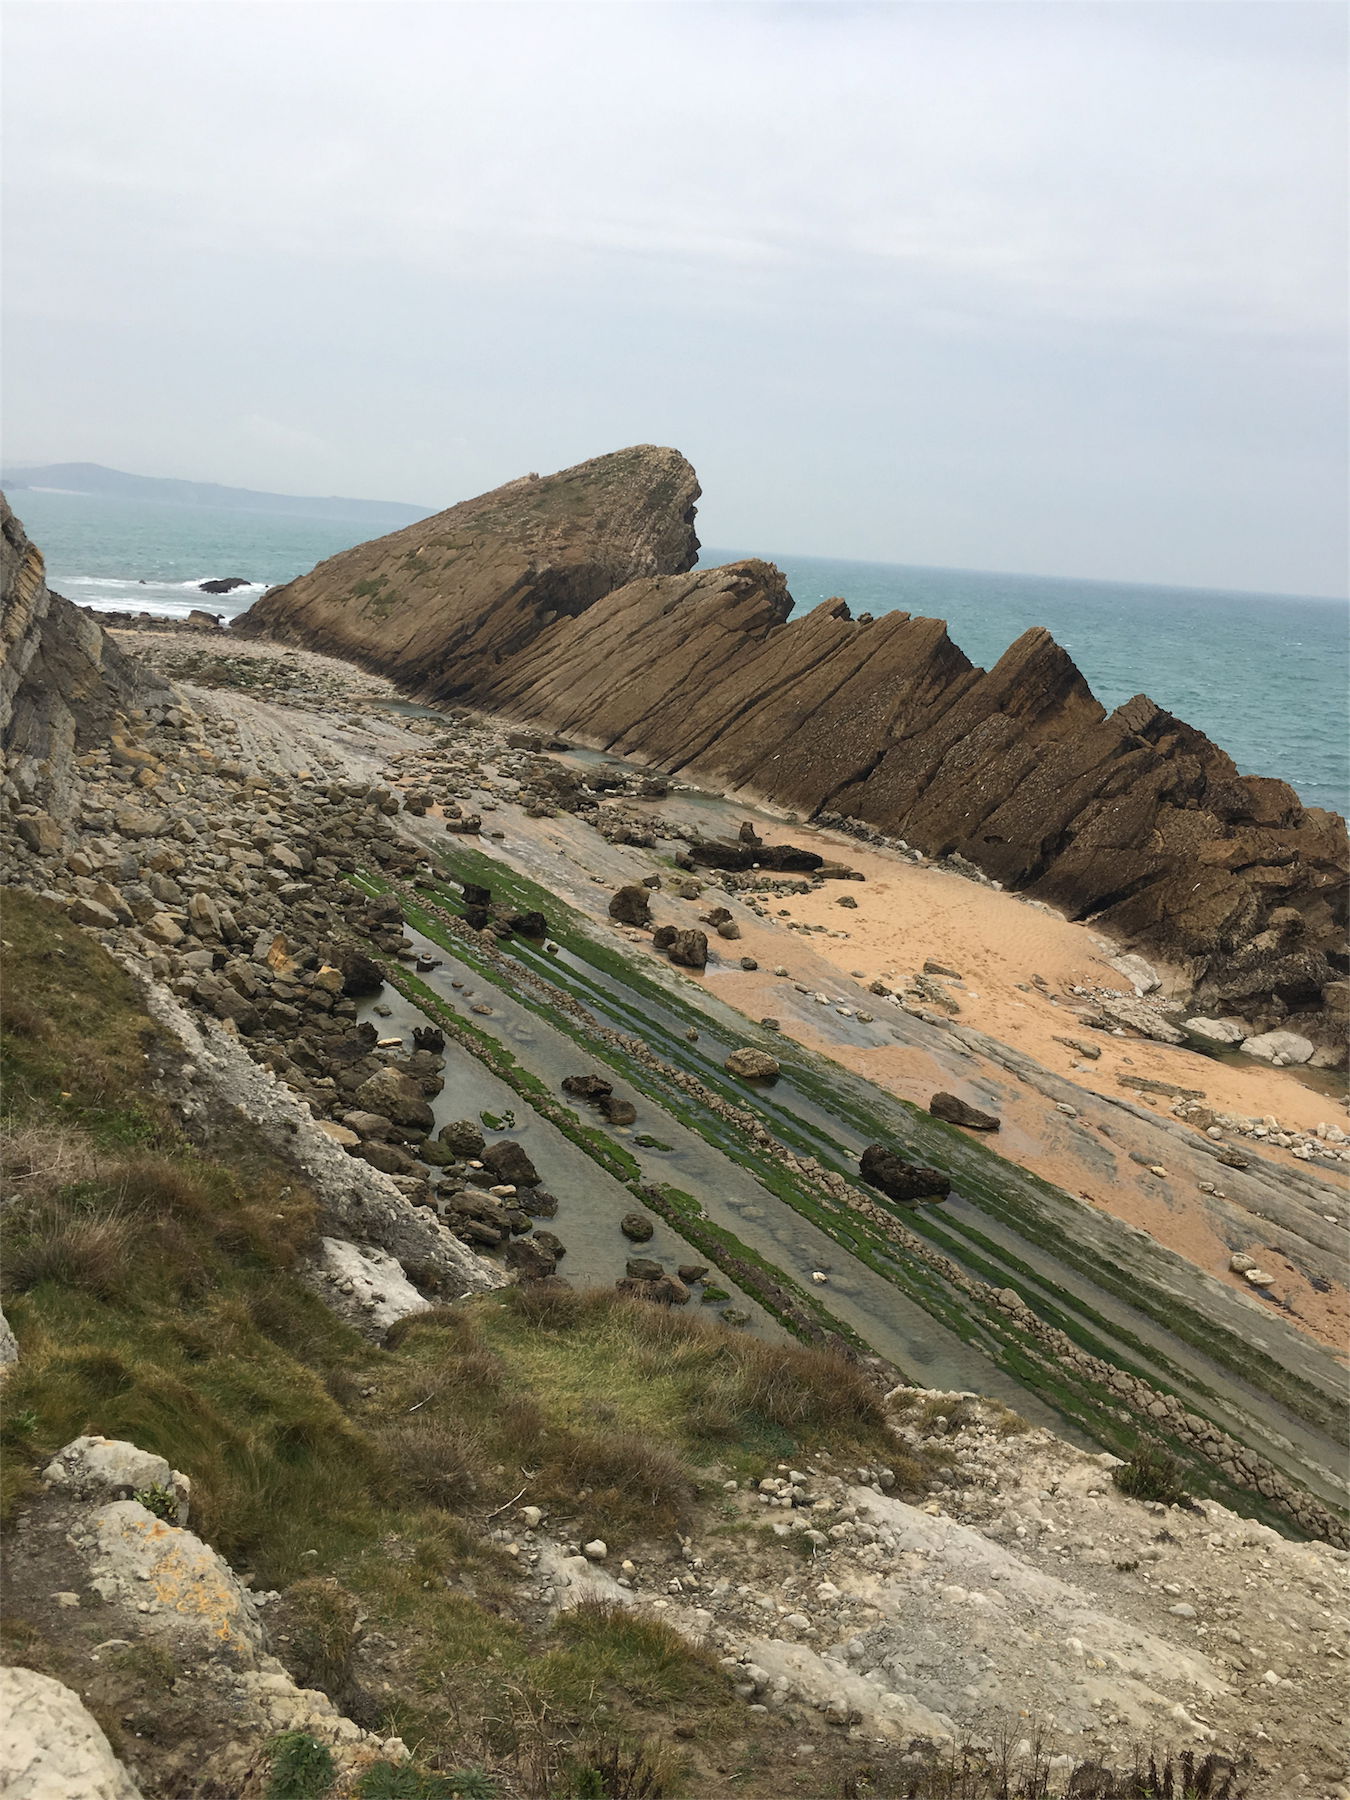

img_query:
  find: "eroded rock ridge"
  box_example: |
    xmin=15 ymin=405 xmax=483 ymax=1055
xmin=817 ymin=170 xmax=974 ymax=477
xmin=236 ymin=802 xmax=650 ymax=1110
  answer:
xmin=231 ymin=451 xmax=1344 ymax=1044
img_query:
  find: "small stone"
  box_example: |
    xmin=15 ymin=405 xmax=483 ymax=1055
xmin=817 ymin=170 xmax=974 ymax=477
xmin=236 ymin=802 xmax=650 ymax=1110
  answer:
xmin=583 ymin=1539 xmax=608 ymax=1561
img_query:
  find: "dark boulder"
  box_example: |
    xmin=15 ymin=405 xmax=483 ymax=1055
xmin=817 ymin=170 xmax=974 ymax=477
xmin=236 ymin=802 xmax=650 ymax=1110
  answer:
xmin=617 ymin=1272 xmax=689 ymax=1306
xmin=412 ymin=1026 xmax=445 ymax=1053
xmin=667 ymin=928 xmax=708 ymax=970
xmin=343 ymin=1109 xmax=393 ymax=1140
xmin=505 ymin=1236 xmax=557 ymax=1281
xmin=461 ymin=883 xmax=492 ymax=908
xmin=330 ymin=941 xmax=386 ymax=995
xmin=596 ymin=1094 xmax=637 ymax=1126
xmin=625 ymin=1257 xmax=665 ymax=1281
xmin=677 ymin=1264 xmax=709 ymax=1284
xmin=483 ymin=1139 xmax=541 ymax=1187
xmin=518 ymin=1187 xmax=559 ymax=1218
xmin=608 ymin=884 xmax=652 ymax=926
xmin=652 ymin=924 xmax=677 ymax=950
xmin=198 ymin=577 xmax=251 ymax=594
xmin=620 ymin=1211 xmax=655 ymax=1242
xmin=352 ymin=1067 xmax=434 ymax=1131
xmin=438 ymin=1118 xmax=486 ymax=1158
xmin=859 ymin=1143 xmax=951 ymax=1203
xmin=562 ymin=1073 xmax=613 ymax=1100
xmin=929 ymin=1092 xmax=1000 ymax=1131
xmin=417 ymin=1139 xmax=459 ymax=1168
xmin=358 ymin=1140 xmax=418 ymax=1176
xmin=688 ymin=839 xmax=823 ymax=873
xmin=462 ymin=906 xmax=491 ymax=930
xmin=533 ymin=1230 xmax=566 ymax=1260
xmin=507 ymin=910 xmax=548 ymax=938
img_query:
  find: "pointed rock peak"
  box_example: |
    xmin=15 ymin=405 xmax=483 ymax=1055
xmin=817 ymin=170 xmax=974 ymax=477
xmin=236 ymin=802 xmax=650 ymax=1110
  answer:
xmin=982 ymin=624 xmax=1102 ymax=722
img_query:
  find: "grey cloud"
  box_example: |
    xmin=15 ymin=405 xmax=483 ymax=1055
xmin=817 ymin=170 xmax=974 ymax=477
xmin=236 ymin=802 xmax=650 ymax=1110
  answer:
xmin=3 ymin=0 xmax=1345 ymax=593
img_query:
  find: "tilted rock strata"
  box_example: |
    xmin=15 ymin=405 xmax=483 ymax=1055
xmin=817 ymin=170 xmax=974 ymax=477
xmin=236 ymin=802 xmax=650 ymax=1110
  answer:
xmin=474 ymin=566 xmax=1346 ymax=1035
xmin=1 ymin=496 xmax=173 ymax=819
xmin=238 ymin=453 xmax=1345 ymax=1036
xmin=233 ymin=444 xmax=700 ymax=691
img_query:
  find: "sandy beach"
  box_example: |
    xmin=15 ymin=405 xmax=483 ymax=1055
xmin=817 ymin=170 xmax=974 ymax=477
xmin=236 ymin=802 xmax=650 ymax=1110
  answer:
xmin=500 ymin=783 xmax=1350 ymax=1352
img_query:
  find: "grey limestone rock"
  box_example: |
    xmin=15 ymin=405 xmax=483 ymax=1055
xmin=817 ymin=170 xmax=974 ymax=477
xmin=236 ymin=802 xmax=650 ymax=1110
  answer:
xmin=42 ymin=1436 xmax=190 ymax=1524
xmin=0 ymin=1667 xmax=144 ymax=1800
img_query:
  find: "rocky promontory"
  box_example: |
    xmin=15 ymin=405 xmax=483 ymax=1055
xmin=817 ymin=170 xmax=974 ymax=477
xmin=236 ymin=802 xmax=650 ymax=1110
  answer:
xmin=234 ymin=443 xmax=701 ymax=688
xmin=237 ymin=452 xmax=1349 ymax=1048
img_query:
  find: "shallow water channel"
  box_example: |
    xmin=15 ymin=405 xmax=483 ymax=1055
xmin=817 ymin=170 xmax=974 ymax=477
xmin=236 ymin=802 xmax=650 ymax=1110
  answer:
xmin=372 ymin=921 xmax=1078 ymax=1432
xmin=352 ymin=714 xmax=1347 ymax=1506
xmin=492 ymin=928 xmax=1349 ymax=1507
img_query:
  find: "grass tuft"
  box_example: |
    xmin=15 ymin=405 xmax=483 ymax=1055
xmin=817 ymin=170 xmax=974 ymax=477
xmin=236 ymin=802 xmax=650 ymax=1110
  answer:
xmin=1113 ymin=1444 xmax=1192 ymax=1508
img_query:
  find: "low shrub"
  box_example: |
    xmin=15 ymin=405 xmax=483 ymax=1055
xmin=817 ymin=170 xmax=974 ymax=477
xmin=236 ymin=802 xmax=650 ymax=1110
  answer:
xmin=717 ymin=1338 xmax=888 ymax=1436
xmin=557 ymin=1429 xmax=693 ymax=1524
xmin=1112 ymin=1445 xmax=1191 ymax=1508
xmin=269 ymin=1578 xmax=362 ymax=1697
xmin=385 ymin=1305 xmax=489 ymax=1351
xmin=552 ymin=1600 xmax=726 ymax=1711
xmin=266 ymin=1731 xmax=336 ymax=1800
xmin=3 ymin=1199 xmax=139 ymax=1301
xmin=133 ymin=1483 xmax=179 ymax=1522
xmin=378 ymin=1417 xmax=487 ymax=1511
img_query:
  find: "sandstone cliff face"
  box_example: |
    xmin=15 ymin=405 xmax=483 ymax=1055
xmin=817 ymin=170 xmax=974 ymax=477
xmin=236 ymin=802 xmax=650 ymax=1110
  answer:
xmin=1 ymin=494 xmax=171 ymax=818
xmin=233 ymin=445 xmax=700 ymax=694
xmin=234 ymin=456 xmax=1347 ymax=1035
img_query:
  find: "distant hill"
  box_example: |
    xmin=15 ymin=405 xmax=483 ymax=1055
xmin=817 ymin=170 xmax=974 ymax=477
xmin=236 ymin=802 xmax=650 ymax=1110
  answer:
xmin=0 ymin=462 xmax=433 ymax=527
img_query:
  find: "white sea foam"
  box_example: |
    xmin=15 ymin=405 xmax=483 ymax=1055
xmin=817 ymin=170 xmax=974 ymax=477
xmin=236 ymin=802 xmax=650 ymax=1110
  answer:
xmin=59 ymin=574 xmax=268 ymax=623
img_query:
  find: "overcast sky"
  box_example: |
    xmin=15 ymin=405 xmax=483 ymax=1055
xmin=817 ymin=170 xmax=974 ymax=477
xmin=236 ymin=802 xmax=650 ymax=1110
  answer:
xmin=3 ymin=1 xmax=1346 ymax=595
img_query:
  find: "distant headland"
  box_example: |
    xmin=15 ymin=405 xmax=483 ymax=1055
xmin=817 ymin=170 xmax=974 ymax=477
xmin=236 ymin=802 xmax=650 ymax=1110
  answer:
xmin=0 ymin=461 xmax=431 ymax=528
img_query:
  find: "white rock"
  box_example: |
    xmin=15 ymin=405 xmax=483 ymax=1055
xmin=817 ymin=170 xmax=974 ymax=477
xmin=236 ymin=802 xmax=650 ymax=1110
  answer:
xmin=1242 ymin=1029 xmax=1315 ymax=1066
xmin=1184 ymin=1017 xmax=1248 ymax=1047
xmin=42 ymin=1437 xmax=190 ymax=1524
xmin=0 ymin=1304 xmax=18 ymax=1366
xmin=0 ymin=1667 xmax=143 ymax=1799
xmin=73 ymin=1500 xmax=263 ymax=1660
xmin=519 ymin=1505 xmax=543 ymax=1529
xmin=583 ymin=1539 xmax=608 ymax=1561
xmin=1243 ymin=1268 xmax=1276 ymax=1288
xmin=315 ymin=1239 xmax=430 ymax=1329
xmin=1110 ymin=954 xmax=1161 ymax=994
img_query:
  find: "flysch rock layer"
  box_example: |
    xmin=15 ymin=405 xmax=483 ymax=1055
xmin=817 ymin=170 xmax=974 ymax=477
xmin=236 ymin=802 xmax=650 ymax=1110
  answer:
xmin=1 ymin=496 xmax=174 ymax=822
xmin=233 ymin=444 xmax=700 ymax=690
xmin=234 ymin=454 xmax=1348 ymax=1045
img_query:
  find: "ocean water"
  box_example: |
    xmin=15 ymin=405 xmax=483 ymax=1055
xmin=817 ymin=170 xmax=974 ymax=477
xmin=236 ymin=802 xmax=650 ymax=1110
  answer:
xmin=8 ymin=489 xmax=419 ymax=625
xmin=8 ymin=488 xmax=1346 ymax=817
xmin=704 ymin=546 xmax=1349 ymax=819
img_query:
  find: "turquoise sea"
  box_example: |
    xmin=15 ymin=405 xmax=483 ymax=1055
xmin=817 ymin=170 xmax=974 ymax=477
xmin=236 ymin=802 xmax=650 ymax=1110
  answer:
xmin=10 ymin=486 xmax=1347 ymax=818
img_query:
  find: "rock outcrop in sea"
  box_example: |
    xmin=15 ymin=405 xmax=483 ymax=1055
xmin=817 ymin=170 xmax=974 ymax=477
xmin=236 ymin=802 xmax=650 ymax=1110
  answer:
xmin=235 ymin=450 xmax=1348 ymax=1046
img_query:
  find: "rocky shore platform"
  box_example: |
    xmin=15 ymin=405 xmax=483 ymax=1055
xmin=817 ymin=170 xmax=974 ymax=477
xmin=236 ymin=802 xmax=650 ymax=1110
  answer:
xmin=4 ymin=495 xmax=1349 ymax=1798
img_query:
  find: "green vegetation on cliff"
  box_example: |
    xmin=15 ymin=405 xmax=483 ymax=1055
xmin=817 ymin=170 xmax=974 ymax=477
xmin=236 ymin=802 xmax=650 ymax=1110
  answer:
xmin=0 ymin=889 xmax=910 ymax=1795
